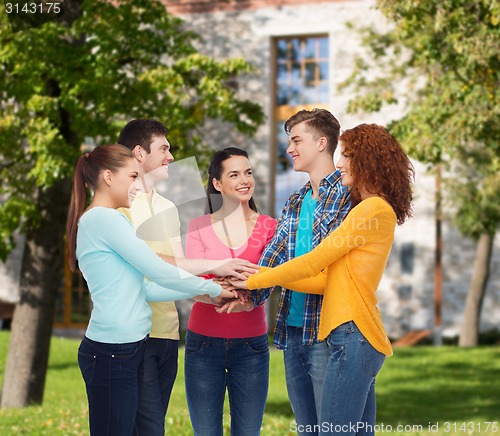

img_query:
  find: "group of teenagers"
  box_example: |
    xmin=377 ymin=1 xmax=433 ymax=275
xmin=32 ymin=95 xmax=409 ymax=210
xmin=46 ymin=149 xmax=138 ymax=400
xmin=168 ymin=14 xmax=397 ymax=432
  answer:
xmin=66 ymin=108 xmax=415 ymax=436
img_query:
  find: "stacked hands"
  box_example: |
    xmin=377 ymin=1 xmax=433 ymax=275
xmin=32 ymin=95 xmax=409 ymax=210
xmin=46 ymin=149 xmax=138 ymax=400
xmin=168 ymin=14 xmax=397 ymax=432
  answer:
xmin=210 ymin=258 xmax=258 ymax=314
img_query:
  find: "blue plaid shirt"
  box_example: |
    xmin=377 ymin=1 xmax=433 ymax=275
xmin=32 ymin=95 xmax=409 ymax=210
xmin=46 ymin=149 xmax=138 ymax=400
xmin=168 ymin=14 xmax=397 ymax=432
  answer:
xmin=254 ymin=170 xmax=350 ymax=349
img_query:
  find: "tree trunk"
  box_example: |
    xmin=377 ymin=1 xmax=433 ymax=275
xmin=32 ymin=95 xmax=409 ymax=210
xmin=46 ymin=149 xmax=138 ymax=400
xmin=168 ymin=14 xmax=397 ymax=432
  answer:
xmin=458 ymin=232 xmax=494 ymax=347
xmin=1 ymin=179 xmax=70 ymax=407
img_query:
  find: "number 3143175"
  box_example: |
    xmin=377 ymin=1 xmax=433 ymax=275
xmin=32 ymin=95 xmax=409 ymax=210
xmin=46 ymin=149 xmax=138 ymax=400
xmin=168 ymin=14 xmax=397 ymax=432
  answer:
xmin=5 ymin=3 xmax=62 ymax=14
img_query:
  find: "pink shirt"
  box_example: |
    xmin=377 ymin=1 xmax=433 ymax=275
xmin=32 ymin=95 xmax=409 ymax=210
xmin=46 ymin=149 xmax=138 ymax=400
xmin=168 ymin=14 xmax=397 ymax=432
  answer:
xmin=186 ymin=214 xmax=277 ymax=338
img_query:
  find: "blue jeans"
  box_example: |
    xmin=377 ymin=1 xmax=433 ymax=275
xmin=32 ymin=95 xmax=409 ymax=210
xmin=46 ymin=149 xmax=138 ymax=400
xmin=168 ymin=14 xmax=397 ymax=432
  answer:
xmin=134 ymin=338 xmax=179 ymax=436
xmin=284 ymin=326 xmax=330 ymax=436
xmin=319 ymin=322 xmax=386 ymax=436
xmin=78 ymin=335 xmax=147 ymax=436
xmin=184 ymin=330 xmax=270 ymax=436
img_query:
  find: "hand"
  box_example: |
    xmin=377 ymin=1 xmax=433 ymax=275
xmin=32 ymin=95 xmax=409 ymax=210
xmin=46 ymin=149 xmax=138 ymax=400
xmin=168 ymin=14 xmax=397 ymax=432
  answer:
xmin=213 ymin=277 xmax=238 ymax=292
xmin=217 ymin=287 xmax=239 ymax=301
xmin=215 ymin=299 xmax=254 ymax=314
xmin=193 ymin=286 xmax=237 ymax=306
xmin=234 ymin=289 xmax=251 ymax=303
xmin=213 ymin=276 xmax=232 ymax=286
xmin=209 ymin=295 xmax=225 ymax=306
xmin=212 ymin=259 xmax=259 ymax=281
xmin=227 ymin=278 xmax=249 ymax=290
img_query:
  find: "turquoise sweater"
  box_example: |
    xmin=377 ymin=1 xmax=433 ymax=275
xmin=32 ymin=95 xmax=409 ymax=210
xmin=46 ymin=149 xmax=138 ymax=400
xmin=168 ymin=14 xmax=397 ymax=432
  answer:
xmin=76 ymin=207 xmax=221 ymax=343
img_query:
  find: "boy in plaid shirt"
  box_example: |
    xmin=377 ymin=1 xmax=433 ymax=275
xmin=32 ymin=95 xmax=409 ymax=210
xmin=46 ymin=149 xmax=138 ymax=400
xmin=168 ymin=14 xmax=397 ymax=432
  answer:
xmin=253 ymin=109 xmax=350 ymax=435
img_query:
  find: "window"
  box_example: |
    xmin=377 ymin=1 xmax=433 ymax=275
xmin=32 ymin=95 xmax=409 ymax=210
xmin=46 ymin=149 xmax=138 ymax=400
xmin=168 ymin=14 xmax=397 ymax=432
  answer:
xmin=272 ymin=35 xmax=329 ymax=215
xmin=55 ymin=246 xmax=91 ymax=328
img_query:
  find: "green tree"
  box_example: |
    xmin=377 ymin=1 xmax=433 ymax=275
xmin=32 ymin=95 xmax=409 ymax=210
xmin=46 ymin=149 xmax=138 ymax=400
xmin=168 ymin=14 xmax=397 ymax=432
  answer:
xmin=0 ymin=0 xmax=264 ymax=407
xmin=343 ymin=0 xmax=500 ymax=345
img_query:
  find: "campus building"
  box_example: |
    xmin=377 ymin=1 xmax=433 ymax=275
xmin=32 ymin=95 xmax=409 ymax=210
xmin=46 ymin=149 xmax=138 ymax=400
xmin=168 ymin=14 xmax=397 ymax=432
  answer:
xmin=1 ymin=0 xmax=499 ymax=340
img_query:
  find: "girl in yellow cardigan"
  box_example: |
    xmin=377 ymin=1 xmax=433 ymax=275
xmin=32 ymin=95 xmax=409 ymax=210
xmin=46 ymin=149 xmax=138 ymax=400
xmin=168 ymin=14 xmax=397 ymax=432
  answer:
xmin=228 ymin=124 xmax=414 ymax=435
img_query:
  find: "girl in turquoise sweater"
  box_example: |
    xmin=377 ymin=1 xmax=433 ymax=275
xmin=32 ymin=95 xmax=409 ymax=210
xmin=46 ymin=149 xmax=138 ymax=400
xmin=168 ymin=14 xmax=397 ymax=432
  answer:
xmin=66 ymin=144 xmax=232 ymax=436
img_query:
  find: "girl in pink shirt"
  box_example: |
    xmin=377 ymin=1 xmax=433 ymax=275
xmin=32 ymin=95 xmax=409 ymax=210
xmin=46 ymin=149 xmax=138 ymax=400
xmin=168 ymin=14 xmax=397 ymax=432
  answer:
xmin=185 ymin=147 xmax=276 ymax=435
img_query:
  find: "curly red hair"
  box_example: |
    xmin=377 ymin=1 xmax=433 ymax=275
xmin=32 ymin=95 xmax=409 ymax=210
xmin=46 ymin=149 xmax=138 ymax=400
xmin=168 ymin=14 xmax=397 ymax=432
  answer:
xmin=339 ymin=124 xmax=414 ymax=225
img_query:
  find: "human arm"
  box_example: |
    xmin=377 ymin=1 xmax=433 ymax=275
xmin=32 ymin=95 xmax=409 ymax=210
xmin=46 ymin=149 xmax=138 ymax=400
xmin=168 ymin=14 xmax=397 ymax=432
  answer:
xmin=229 ymin=267 xmax=327 ymax=295
xmin=142 ymin=279 xmax=236 ymax=303
xmin=279 ymin=272 xmax=327 ymax=294
xmin=251 ymin=214 xmax=285 ymax=306
xmin=94 ymin=210 xmax=222 ymax=298
xmin=158 ymin=254 xmax=259 ymax=281
xmin=246 ymin=201 xmax=390 ymax=291
xmin=181 ymin=217 xmax=259 ymax=279
xmin=191 ymin=279 xmax=240 ymax=305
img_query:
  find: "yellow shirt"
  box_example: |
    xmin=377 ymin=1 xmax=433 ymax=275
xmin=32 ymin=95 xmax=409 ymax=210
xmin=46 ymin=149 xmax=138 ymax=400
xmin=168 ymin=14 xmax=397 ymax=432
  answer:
xmin=248 ymin=196 xmax=395 ymax=356
xmin=120 ymin=191 xmax=181 ymax=340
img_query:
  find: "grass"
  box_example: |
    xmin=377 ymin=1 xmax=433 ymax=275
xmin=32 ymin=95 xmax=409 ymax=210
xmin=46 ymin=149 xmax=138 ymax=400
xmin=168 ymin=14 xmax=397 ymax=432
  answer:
xmin=0 ymin=330 xmax=499 ymax=435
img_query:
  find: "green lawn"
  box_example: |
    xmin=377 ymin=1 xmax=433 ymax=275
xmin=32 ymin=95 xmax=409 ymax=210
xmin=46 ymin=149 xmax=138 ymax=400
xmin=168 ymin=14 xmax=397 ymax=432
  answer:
xmin=0 ymin=331 xmax=499 ymax=435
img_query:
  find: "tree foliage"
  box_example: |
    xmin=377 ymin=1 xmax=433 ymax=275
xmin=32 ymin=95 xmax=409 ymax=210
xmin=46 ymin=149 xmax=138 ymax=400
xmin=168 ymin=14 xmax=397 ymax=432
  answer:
xmin=343 ymin=0 xmax=499 ymax=234
xmin=0 ymin=0 xmax=264 ymax=261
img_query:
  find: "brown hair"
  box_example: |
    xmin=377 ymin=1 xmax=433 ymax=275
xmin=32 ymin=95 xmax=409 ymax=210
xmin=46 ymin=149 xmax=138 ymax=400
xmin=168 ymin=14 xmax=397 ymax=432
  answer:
xmin=117 ymin=119 xmax=169 ymax=153
xmin=284 ymin=108 xmax=341 ymax=156
xmin=66 ymin=144 xmax=134 ymax=271
xmin=339 ymin=124 xmax=414 ymax=225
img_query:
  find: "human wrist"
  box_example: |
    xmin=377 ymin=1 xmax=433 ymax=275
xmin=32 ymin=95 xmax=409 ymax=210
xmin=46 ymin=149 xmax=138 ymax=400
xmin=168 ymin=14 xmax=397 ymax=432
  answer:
xmin=209 ymin=282 xmax=223 ymax=298
xmin=247 ymin=274 xmax=256 ymax=290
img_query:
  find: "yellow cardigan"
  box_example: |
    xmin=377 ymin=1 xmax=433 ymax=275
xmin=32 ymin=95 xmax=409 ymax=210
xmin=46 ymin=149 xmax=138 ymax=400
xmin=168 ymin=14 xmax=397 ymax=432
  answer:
xmin=248 ymin=196 xmax=396 ymax=356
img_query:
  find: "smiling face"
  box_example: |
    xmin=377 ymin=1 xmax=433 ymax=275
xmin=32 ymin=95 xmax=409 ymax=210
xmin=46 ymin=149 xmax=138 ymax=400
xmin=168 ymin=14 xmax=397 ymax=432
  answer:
xmin=212 ymin=155 xmax=255 ymax=204
xmin=286 ymin=121 xmax=324 ymax=173
xmin=140 ymin=135 xmax=174 ymax=177
xmin=102 ymin=157 xmax=140 ymax=208
xmin=336 ymin=143 xmax=354 ymax=187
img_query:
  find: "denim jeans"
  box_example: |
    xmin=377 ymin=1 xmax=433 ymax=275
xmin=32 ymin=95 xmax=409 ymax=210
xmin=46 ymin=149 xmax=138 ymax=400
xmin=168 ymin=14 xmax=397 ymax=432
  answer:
xmin=184 ymin=330 xmax=270 ymax=436
xmin=78 ymin=335 xmax=147 ymax=436
xmin=284 ymin=326 xmax=330 ymax=436
xmin=319 ymin=321 xmax=386 ymax=436
xmin=134 ymin=338 xmax=179 ymax=436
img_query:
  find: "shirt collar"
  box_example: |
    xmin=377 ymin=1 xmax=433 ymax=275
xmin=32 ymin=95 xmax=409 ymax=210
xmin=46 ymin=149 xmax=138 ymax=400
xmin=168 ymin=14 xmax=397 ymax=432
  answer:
xmin=289 ymin=170 xmax=343 ymax=207
xmin=322 ymin=169 xmax=343 ymax=188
